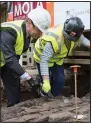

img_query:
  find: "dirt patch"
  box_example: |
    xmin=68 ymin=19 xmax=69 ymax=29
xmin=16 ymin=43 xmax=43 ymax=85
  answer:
xmin=1 ymin=66 xmax=90 ymax=122
xmin=1 ymin=93 xmax=90 ymax=122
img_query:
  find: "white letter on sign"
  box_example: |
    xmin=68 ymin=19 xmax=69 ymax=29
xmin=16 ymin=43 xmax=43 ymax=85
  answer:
xmin=22 ymin=2 xmax=30 ymax=14
xmin=14 ymin=4 xmax=22 ymax=16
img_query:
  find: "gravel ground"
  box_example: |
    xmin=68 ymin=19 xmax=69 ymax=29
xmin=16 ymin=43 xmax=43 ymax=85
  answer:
xmin=1 ymin=93 xmax=90 ymax=122
xmin=1 ymin=67 xmax=90 ymax=122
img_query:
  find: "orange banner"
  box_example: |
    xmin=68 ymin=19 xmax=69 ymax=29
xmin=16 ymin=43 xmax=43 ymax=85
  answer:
xmin=8 ymin=13 xmax=13 ymax=21
xmin=46 ymin=2 xmax=54 ymax=27
xmin=7 ymin=1 xmax=54 ymax=26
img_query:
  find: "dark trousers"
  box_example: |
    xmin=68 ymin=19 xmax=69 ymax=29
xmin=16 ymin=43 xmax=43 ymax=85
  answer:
xmin=37 ymin=63 xmax=64 ymax=96
xmin=0 ymin=65 xmax=20 ymax=105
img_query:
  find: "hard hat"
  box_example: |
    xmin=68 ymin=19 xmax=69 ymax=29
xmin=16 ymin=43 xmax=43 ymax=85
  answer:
xmin=63 ymin=17 xmax=84 ymax=41
xmin=27 ymin=7 xmax=51 ymax=33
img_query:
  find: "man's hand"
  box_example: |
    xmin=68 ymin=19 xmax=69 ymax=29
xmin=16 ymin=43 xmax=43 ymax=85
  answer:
xmin=42 ymin=79 xmax=51 ymax=93
xmin=20 ymin=72 xmax=32 ymax=82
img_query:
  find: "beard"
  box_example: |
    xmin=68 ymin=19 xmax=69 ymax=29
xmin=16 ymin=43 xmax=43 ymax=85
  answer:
xmin=31 ymin=34 xmax=39 ymax=39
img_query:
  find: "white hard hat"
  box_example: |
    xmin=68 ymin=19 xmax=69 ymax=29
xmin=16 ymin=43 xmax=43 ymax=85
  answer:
xmin=27 ymin=7 xmax=51 ymax=33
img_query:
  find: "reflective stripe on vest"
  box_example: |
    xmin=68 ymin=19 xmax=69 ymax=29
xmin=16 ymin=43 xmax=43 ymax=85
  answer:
xmin=0 ymin=50 xmax=5 ymax=67
xmin=33 ymin=32 xmax=60 ymax=65
xmin=2 ymin=23 xmax=21 ymax=32
xmin=34 ymin=31 xmax=61 ymax=56
xmin=37 ymin=32 xmax=61 ymax=53
xmin=33 ymin=24 xmax=78 ymax=67
xmin=45 ymin=31 xmax=61 ymax=52
xmin=1 ymin=20 xmax=24 ymax=55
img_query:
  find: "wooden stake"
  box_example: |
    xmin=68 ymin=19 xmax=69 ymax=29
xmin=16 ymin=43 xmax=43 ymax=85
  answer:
xmin=70 ymin=65 xmax=81 ymax=119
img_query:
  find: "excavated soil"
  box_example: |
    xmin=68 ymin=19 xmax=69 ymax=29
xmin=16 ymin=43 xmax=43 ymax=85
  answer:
xmin=1 ymin=93 xmax=90 ymax=122
xmin=1 ymin=65 xmax=91 ymax=122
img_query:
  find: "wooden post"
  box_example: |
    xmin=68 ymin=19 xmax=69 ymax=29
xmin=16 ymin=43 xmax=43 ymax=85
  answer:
xmin=70 ymin=65 xmax=81 ymax=119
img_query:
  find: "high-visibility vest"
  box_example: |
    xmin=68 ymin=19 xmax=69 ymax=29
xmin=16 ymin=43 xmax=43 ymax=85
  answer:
xmin=0 ymin=50 xmax=5 ymax=67
xmin=33 ymin=24 xmax=80 ymax=67
xmin=0 ymin=20 xmax=25 ymax=67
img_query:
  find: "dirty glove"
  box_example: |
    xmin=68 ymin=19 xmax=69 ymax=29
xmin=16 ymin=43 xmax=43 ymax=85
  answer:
xmin=20 ymin=72 xmax=35 ymax=87
xmin=42 ymin=79 xmax=51 ymax=93
xmin=20 ymin=72 xmax=32 ymax=82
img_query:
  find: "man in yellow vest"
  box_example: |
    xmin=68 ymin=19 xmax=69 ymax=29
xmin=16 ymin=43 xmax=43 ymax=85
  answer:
xmin=0 ymin=7 xmax=51 ymax=107
xmin=33 ymin=17 xmax=90 ymax=97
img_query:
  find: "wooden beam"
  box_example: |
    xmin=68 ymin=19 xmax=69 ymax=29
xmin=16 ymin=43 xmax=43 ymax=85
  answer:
xmin=64 ymin=59 xmax=90 ymax=64
xmin=69 ymin=51 xmax=90 ymax=56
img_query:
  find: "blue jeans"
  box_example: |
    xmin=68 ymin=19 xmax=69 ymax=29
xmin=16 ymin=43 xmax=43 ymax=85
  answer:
xmin=37 ymin=63 xmax=64 ymax=96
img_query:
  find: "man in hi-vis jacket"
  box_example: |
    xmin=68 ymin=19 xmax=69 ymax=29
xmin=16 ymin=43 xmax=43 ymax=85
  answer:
xmin=33 ymin=17 xmax=90 ymax=97
xmin=0 ymin=7 xmax=51 ymax=107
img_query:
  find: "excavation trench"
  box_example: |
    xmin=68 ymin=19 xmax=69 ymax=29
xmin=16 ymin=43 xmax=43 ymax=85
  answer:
xmin=1 ymin=65 xmax=90 ymax=107
xmin=1 ymin=65 xmax=90 ymax=122
xmin=1 ymin=28 xmax=91 ymax=107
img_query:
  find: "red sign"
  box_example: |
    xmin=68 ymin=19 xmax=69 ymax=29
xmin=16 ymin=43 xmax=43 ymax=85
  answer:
xmin=13 ymin=2 xmax=46 ymax=20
